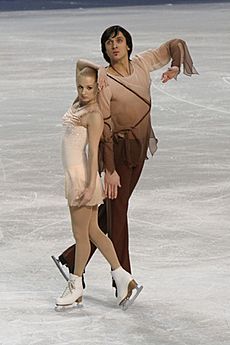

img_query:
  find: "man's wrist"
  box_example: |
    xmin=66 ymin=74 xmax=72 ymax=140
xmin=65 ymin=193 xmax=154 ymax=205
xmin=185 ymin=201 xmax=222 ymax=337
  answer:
xmin=170 ymin=65 xmax=180 ymax=72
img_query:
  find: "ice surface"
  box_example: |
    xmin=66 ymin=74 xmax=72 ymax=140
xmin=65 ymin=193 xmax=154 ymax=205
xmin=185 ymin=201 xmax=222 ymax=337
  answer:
xmin=0 ymin=3 xmax=230 ymax=345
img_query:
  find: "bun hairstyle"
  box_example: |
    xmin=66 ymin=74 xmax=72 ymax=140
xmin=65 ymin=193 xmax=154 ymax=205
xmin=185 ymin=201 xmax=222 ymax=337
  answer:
xmin=78 ymin=66 xmax=97 ymax=80
xmin=101 ymin=25 xmax=133 ymax=63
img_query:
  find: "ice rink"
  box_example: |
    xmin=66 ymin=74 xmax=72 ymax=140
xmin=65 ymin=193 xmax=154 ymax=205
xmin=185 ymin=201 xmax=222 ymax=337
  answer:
xmin=0 ymin=2 xmax=230 ymax=344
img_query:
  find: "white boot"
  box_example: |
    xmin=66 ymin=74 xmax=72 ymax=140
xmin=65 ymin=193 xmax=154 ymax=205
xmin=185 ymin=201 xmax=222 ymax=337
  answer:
xmin=56 ymin=273 xmax=83 ymax=307
xmin=111 ymin=266 xmax=143 ymax=310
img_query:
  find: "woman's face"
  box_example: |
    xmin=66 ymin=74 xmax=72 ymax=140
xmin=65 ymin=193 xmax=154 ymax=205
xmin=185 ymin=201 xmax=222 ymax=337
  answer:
xmin=77 ymin=75 xmax=98 ymax=106
xmin=105 ymin=31 xmax=129 ymax=64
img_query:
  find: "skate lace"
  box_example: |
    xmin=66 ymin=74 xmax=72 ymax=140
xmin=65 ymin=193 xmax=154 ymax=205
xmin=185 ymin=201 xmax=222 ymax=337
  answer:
xmin=61 ymin=280 xmax=75 ymax=298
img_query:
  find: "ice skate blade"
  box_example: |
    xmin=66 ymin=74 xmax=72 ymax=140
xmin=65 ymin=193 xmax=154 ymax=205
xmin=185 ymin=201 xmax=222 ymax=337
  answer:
xmin=51 ymin=255 xmax=68 ymax=281
xmin=55 ymin=298 xmax=83 ymax=312
xmin=55 ymin=303 xmax=83 ymax=312
xmin=119 ymin=284 xmax=143 ymax=311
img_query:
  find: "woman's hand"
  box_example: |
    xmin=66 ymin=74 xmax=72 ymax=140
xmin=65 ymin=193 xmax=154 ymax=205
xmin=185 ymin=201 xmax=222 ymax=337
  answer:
xmin=104 ymin=170 xmax=121 ymax=199
xmin=97 ymin=66 xmax=108 ymax=90
xmin=78 ymin=187 xmax=94 ymax=207
xmin=161 ymin=66 xmax=179 ymax=83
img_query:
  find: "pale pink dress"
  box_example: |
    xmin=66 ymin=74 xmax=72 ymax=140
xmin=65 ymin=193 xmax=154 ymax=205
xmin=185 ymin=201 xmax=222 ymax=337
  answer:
xmin=62 ymin=101 xmax=104 ymax=207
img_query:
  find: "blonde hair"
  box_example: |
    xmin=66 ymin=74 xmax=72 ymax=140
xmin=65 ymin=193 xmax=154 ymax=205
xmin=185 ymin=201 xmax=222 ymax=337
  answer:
xmin=78 ymin=67 xmax=97 ymax=80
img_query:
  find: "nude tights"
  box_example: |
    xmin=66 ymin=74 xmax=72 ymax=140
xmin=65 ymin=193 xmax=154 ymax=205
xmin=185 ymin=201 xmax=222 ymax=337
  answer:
xmin=69 ymin=205 xmax=120 ymax=277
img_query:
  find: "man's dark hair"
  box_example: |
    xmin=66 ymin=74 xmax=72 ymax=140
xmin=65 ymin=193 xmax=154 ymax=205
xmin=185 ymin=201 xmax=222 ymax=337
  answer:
xmin=101 ymin=25 xmax=133 ymax=63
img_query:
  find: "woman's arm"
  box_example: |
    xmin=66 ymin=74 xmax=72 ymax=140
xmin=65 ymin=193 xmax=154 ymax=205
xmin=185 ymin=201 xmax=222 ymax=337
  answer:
xmin=76 ymin=59 xmax=100 ymax=74
xmin=76 ymin=59 xmax=108 ymax=90
xmin=97 ymin=86 xmax=121 ymax=199
xmin=78 ymin=111 xmax=103 ymax=206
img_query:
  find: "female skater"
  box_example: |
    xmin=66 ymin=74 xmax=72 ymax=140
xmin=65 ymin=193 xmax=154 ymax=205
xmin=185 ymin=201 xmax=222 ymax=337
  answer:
xmin=55 ymin=65 xmax=142 ymax=310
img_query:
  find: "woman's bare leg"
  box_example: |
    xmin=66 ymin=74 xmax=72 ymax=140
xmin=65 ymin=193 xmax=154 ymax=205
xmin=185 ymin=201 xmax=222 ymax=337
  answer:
xmin=69 ymin=206 xmax=92 ymax=276
xmin=89 ymin=205 xmax=120 ymax=270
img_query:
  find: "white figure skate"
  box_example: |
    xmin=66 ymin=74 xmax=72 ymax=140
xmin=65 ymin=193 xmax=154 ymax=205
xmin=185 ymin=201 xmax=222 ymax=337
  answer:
xmin=55 ymin=274 xmax=83 ymax=311
xmin=111 ymin=266 xmax=143 ymax=311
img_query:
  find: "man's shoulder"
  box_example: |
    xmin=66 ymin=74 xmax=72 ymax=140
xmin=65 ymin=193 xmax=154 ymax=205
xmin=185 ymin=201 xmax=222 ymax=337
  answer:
xmin=131 ymin=53 xmax=152 ymax=74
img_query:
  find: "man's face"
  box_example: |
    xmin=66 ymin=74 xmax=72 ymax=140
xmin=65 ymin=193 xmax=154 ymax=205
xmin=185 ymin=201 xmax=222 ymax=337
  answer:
xmin=105 ymin=31 xmax=129 ymax=64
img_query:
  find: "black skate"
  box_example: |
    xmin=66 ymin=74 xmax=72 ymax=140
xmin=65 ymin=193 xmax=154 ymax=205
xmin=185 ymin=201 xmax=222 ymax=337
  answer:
xmin=51 ymin=255 xmax=69 ymax=281
xmin=51 ymin=255 xmax=86 ymax=289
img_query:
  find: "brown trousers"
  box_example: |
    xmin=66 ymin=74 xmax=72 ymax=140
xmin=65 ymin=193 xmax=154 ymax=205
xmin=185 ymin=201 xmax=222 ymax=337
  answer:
xmin=59 ymin=160 xmax=145 ymax=274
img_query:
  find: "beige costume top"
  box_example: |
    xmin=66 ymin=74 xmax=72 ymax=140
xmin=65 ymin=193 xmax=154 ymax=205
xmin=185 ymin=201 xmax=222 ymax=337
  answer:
xmin=62 ymin=101 xmax=104 ymax=207
xmin=98 ymin=39 xmax=198 ymax=173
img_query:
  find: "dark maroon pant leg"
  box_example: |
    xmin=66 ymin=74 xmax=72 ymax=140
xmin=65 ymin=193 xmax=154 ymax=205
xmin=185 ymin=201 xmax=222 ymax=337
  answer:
xmin=59 ymin=160 xmax=145 ymax=274
xmin=110 ymin=160 xmax=145 ymax=273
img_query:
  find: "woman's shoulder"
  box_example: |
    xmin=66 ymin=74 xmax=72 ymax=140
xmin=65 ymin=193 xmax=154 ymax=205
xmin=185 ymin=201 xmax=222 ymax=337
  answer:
xmin=71 ymin=101 xmax=101 ymax=117
xmin=63 ymin=101 xmax=102 ymax=127
xmin=85 ymin=102 xmax=102 ymax=119
xmin=79 ymin=102 xmax=103 ymax=127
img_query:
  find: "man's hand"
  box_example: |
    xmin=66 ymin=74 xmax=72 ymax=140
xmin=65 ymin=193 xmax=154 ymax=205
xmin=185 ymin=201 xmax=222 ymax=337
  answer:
xmin=161 ymin=66 xmax=179 ymax=83
xmin=104 ymin=170 xmax=121 ymax=199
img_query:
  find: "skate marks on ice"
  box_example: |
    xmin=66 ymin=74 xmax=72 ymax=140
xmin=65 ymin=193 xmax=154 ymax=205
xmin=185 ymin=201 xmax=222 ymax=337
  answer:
xmin=0 ymin=281 xmax=145 ymax=345
xmin=152 ymin=77 xmax=230 ymax=115
xmin=129 ymin=187 xmax=230 ymax=259
xmin=0 ymin=290 xmax=229 ymax=345
xmin=222 ymin=76 xmax=230 ymax=85
xmin=0 ymin=157 xmax=7 ymax=182
xmin=0 ymin=292 xmax=100 ymax=345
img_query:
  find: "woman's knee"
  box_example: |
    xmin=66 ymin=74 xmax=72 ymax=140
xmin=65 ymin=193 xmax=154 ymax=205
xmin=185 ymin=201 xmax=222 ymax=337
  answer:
xmin=89 ymin=225 xmax=101 ymax=242
xmin=74 ymin=229 xmax=89 ymax=243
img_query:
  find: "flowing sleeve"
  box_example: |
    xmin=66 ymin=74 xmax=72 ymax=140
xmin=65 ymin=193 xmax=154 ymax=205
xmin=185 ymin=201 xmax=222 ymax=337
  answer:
xmin=97 ymin=85 xmax=115 ymax=174
xmin=134 ymin=38 xmax=198 ymax=76
xmin=167 ymin=39 xmax=199 ymax=76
